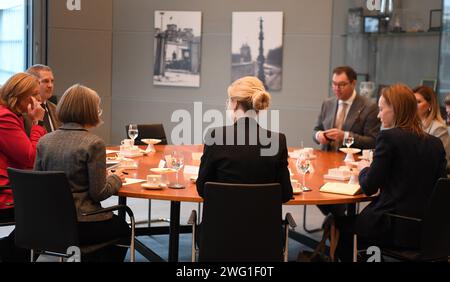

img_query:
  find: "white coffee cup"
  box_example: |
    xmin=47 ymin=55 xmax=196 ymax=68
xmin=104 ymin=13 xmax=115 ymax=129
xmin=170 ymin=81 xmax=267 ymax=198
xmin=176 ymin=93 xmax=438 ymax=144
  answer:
xmin=121 ymin=139 xmax=134 ymax=147
xmin=147 ymin=174 xmax=162 ymax=185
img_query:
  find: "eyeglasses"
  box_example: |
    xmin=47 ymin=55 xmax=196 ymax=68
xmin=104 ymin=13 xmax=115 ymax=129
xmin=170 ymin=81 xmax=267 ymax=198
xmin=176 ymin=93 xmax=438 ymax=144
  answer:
xmin=331 ymin=81 xmax=351 ymax=90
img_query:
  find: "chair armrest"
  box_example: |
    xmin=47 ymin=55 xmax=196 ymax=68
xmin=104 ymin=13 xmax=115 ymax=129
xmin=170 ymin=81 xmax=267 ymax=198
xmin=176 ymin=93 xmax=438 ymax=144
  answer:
xmin=82 ymin=205 xmax=135 ymax=220
xmin=385 ymin=212 xmax=422 ymax=223
xmin=283 ymin=212 xmax=297 ymax=229
xmin=188 ymin=210 xmax=197 ymax=225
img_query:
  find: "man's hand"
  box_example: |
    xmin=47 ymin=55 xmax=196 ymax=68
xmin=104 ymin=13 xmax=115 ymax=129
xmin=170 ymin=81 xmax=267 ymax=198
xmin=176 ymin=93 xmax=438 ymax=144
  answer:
xmin=316 ymin=131 xmax=330 ymax=145
xmin=324 ymin=128 xmax=345 ymax=142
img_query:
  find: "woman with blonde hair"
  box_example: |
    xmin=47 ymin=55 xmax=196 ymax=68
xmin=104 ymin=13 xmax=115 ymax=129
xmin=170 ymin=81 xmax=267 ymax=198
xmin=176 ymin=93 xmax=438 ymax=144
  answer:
xmin=0 ymin=72 xmax=46 ymax=261
xmin=197 ymin=76 xmax=293 ymax=203
xmin=34 ymin=84 xmax=130 ymax=261
xmin=335 ymin=84 xmax=447 ymax=261
xmin=413 ymin=85 xmax=450 ymax=162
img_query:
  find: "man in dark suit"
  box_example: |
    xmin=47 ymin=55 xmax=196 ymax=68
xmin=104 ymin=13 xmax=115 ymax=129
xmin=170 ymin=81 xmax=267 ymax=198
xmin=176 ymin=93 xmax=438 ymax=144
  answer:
xmin=313 ymin=66 xmax=380 ymax=151
xmin=312 ymin=66 xmax=381 ymax=216
xmin=24 ymin=64 xmax=61 ymax=135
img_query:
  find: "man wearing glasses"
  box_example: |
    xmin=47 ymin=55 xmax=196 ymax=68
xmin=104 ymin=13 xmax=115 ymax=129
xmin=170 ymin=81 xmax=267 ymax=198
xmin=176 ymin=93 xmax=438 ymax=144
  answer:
xmin=312 ymin=66 xmax=380 ymax=217
xmin=313 ymin=66 xmax=380 ymax=152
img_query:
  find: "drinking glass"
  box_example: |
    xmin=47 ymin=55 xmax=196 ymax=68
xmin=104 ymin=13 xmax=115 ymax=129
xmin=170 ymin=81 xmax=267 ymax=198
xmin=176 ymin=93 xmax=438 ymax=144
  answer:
xmin=296 ymin=153 xmax=312 ymax=192
xmin=169 ymin=151 xmax=185 ymax=189
xmin=128 ymin=124 xmax=139 ymax=146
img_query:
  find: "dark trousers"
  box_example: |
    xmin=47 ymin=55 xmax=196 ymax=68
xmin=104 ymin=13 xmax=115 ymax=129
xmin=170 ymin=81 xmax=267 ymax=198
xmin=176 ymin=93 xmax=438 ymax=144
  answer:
xmin=334 ymin=215 xmax=377 ymax=262
xmin=318 ymin=204 xmax=347 ymax=217
xmin=0 ymin=208 xmax=30 ymax=262
xmin=77 ymin=215 xmax=131 ymax=262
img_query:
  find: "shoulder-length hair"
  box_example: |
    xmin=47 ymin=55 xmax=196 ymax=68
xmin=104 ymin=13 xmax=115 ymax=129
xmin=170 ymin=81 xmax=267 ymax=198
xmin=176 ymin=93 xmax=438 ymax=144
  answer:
xmin=57 ymin=84 xmax=101 ymax=127
xmin=0 ymin=72 xmax=39 ymax=114
xmin=412 ymin=85 xmax=445 ymax=128
xmin=382 ymin=84 xmax=425 ymax=136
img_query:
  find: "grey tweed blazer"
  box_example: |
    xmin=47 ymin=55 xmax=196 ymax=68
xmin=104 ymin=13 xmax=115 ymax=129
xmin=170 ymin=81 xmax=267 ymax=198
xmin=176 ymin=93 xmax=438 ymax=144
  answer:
xmin=34 ymin=123 xmax=121 ymax=222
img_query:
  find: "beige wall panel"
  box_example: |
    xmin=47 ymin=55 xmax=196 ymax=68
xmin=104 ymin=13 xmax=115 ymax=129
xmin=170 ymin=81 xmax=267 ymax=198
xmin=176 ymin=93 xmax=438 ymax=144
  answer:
xmin=48 ymin=0 xmax=112 ymax=30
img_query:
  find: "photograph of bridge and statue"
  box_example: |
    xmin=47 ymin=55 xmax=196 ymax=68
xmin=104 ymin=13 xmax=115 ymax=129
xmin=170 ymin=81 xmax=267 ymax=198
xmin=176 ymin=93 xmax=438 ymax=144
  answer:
xmin=231 ymin=12 xmax=284 ymax=91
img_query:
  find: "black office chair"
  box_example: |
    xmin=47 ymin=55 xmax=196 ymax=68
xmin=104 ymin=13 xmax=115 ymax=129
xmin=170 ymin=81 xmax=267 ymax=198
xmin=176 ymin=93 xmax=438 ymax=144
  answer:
xmin=7 ymin=168 xmax=136 ymax=262
xmin=188 ymin=182 xmax=297 ymax=262
xmin=0 ymin=185 xmax=15 ymax=227
xmin=125 ymin=123 xmax=168 ymax=145
xmin=353 ymin=178 xmax=450 ymax=262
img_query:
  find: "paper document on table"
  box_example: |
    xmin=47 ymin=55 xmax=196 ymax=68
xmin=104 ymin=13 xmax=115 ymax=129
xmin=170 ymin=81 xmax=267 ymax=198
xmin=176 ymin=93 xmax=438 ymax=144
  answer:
xmin=320 ymin=182 xmax=362 ymax=196
xmin=106 ymin=150 xmax=119 ymax=154
xmin=123 ymin=178 xmax=146 ymax=186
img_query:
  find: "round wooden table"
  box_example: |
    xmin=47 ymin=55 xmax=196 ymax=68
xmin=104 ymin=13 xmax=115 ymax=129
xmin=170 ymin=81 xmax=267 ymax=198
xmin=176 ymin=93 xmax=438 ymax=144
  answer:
xmin=114 ymin=145 xmax=373 ymax=262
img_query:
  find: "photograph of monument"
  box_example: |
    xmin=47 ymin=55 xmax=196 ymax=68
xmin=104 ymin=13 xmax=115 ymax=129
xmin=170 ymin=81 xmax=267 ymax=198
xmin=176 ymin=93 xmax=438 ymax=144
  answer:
xmin=231 ymin=12 xmax=283 ymax=91
xmin=153 ymin=11 xmax=202 ymax=87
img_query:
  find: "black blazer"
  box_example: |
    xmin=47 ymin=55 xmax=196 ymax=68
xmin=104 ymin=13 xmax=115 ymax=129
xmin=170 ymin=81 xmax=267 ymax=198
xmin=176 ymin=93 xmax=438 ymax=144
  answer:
xmin=196 ymin=117 xmax=293 ymax=203
xmin=357 ymin=128 xmax=447 ymax=248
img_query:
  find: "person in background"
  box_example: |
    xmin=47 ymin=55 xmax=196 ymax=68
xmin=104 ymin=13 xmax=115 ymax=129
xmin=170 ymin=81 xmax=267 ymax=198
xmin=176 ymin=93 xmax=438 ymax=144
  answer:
xmin=0 ymin=73 xmax=46 ymax=261
xmin=25 ymin=64 xmax=61 ymax=134
xmin=413 ymin=86 xmax=450 ymax=163
xmin=444 ymin=93 xmax=450 ymax=125
xmin=313 ymin=66 xmax=381 ymax=217
xmin=197 ymin=76 xmax=293 ymax=203
xmin=335 ymin=84 xmax=447 ymax=262
xmin=34 ymin=84 xmax=130 ymax=262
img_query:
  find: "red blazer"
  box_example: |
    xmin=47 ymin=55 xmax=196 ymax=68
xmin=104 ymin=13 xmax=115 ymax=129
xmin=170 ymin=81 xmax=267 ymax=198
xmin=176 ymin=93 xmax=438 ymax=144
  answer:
xmin=0 ymin=105 xmax=46 ymax=209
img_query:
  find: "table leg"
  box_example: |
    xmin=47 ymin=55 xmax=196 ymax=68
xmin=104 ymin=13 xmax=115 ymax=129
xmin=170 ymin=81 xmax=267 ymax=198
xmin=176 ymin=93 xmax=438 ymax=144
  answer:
xmin=168 ymin=201 xmax=180 ymax=262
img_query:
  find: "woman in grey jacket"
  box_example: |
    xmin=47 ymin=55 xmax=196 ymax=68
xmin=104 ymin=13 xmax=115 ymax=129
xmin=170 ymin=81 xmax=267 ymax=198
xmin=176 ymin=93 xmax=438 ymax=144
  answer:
xmin=34 ymin=84 xmax=130 ymax=262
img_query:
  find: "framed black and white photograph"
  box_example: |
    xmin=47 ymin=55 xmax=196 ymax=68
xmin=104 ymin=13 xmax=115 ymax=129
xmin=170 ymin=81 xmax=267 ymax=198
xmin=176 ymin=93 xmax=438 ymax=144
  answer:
xmin=347 ymin=8 xmax=363 ymax=34
xmin=153 ymin=11 xmax=202 ymax=87
xmin=231 ymin=11 xmax=283 ymax=91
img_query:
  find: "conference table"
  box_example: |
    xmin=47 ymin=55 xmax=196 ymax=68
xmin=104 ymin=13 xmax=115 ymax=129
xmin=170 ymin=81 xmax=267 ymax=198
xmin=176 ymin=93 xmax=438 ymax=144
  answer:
xmin=113 ymin=145 xmax=373 ymax=262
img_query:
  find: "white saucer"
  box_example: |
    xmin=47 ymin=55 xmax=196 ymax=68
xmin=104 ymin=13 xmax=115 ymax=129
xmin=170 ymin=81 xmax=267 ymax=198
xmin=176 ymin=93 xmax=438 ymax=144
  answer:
xmin=339 ymin=148 xmax=361 ymax=154
xmin=150 ymin=168 xmax=177 ymax=173
xmin=141 ymin=183 xmax=166 ymax=190
xmin=141 ymin=139 xmax=162 ymax=145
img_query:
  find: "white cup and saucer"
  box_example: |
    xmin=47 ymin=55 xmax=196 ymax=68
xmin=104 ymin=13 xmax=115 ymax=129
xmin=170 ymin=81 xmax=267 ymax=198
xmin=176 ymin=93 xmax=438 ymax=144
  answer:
xmin=141 ymin=174 xmax=165 ymax=189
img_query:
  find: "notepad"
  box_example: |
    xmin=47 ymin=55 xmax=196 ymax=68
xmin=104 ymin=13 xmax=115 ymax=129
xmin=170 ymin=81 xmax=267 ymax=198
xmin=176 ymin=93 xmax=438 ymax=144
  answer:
xmin=320 ymin=182 xmax=362 ymax=196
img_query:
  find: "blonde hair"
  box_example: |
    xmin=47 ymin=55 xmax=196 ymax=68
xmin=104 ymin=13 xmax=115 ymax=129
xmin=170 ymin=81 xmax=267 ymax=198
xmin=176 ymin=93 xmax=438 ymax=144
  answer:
xmin=382 ymin=84 xmax=425 ymax=136
xmin=0 ymin=72 xmax=39 ymax=114
xmin=227 ymin=76 xmax=271 ymax=113
xmin=57 ymin=84 xmax=101 ymax=127
xmin=412 ymin=85 xmax=445 ymax=128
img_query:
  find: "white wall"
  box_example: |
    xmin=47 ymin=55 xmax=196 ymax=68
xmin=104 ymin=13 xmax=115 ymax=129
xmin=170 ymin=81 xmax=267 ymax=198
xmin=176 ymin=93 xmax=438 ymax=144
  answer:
xmin=111 ymin=0 xmax=334 ymax=147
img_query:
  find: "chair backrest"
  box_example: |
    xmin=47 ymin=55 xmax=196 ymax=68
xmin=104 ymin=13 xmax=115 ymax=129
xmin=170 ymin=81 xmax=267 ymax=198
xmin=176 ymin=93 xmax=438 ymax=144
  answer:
xmin=199 ymin=182 xmax=283 ymax=262
xmin=420 ymin=178 xmax=450 ymax=260
xmin=7 ymin=168 xmax=79 ymax=254
xmin=125 ymin=123 xmax=168 ymax=145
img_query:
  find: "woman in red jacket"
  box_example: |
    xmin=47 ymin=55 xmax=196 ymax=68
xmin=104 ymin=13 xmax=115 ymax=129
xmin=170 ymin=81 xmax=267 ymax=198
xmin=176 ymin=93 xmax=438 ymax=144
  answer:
xmin=0 ymin=72 xmax=46 ymax=261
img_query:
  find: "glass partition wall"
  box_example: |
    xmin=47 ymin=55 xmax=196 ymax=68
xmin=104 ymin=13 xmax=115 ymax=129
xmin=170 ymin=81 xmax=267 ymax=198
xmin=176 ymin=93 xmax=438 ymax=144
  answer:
xmin=331 ymin=0 xmax=443 ymax=105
